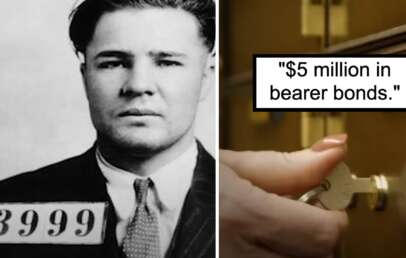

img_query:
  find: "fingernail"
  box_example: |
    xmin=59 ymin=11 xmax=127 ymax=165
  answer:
xmin=311 ymin=133 xmax=347 ymax=152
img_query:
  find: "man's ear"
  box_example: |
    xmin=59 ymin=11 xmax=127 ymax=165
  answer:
xmin=80 ymin=62 xmax=86 ymax=81
xmin=199 ymin=50 xmax=215 ymax=102
xmin=80 ymin=62 xmax=88 ymax=87
xmin=80 ymin=62 xmax=91 ymax=100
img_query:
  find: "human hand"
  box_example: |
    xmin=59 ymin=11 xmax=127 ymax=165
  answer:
xmin=220 ymin=134 xmax=348 ymax=258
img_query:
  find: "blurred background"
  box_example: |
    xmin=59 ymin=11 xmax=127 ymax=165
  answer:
xmin=221 ymin=0 xmax=406 ymax=257
xmin=0 ymin=0 xmax=215 ymax=179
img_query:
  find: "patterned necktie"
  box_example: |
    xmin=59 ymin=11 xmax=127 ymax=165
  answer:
xmin=122 ymin=178 xmax=161 ymax=258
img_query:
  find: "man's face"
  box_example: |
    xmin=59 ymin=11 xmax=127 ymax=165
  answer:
xmin=82 ymin=7 xmax=212 ymax=153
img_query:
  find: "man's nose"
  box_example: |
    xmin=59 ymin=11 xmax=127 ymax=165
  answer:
xmin=120 ymin=61 xmax=154 ymax=97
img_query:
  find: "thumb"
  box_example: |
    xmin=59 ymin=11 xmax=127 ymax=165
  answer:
xmin=220 ymin=134 xmax=347 ymax=195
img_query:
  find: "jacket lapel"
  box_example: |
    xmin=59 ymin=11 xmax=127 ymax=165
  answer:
xmin=81 ymin=146 xmax=123 ymax=258
xmin=165 ymin=141 xmax=215 ymax=258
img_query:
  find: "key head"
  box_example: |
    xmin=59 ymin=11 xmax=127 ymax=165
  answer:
xmin=318 ymin=162 xmax=355 ymax=210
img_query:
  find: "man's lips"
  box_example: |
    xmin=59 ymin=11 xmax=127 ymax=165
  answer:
xmin=118 ymin=108 xmax=161 ymax=117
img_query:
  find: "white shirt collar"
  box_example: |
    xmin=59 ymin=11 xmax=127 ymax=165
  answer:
xmin=96 ymin=141 xmax=197 ymax=212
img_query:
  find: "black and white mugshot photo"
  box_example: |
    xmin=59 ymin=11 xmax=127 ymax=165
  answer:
xmin=0 ymin=0 xmax=216 ymax=257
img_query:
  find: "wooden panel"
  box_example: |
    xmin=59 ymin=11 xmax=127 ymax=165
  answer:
xmin=332 ymin=0 xmax=406 ymax=45
xmin=342 ymin=112 xmax=406 ymax=258
xmin=327 ymin=24 xmax=406 ymax=54
xmin=321 ymin=19 xmax=406 ymax=258
xmin=221 ymin=0 xmax=320 ymax=149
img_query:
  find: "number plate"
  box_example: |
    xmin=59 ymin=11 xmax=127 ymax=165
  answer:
xmin=0 ymin=202 xmax=108 ymax=245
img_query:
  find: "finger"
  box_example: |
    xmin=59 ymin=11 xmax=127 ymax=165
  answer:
xmin=220 ymin=134 xmax=347 ymax=195
xmin=220 ymin=225 xmax=295 ymax=258
xmin=244 ymin=185 xmax=348 ymax=258
xmin=220 ymin=166 xmax=347 ymax=258
xmin=220 ymin=239 xmax=292 ymax=258
xmin=263 ymin=252 xmax=294 ymax=258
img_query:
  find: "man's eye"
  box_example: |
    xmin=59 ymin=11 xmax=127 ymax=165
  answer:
xmin=156 ymin=60 xmax=183 ymax=67
xmin=98 ymin=61 xmax=127 ymax=69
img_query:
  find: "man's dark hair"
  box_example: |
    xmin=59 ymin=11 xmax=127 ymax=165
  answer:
xmin=69 ymin=0 xmax=215 ymax=55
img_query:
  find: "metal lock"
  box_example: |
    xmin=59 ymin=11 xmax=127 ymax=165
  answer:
xmin=367 ymin=175 xmax=388 ymax=211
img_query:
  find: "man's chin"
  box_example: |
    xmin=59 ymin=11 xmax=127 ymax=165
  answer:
xmin=118 ymin=141 xmax=164 ymax=155
xmin=103 ymin=133 xmax=170 ymax=154
xmin=97 ymin=127 xmax=193 ymax=156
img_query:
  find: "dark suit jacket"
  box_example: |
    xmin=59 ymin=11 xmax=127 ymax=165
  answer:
xmin=0 ymin=141 xmax=215 ymax=258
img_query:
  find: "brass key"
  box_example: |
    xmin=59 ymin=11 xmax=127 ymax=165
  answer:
xmin=299 ymin=163 xmax=387 ymax=210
